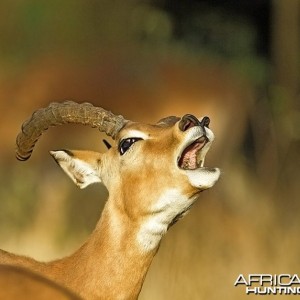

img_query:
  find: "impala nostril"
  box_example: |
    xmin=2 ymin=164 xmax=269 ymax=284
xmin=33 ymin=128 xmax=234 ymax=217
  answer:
xmin=200 ymin=116 xmax=210 ymax=128
xmin=179 ymin=114 xmax=200 ymax=132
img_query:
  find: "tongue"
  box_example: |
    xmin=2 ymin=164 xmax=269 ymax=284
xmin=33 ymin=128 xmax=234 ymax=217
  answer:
xmin=179 ymin=142 xmax=204 ymax=170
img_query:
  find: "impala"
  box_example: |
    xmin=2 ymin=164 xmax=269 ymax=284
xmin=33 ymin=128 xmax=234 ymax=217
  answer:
xmin=0 ymin=101 xmax=220 ymax=299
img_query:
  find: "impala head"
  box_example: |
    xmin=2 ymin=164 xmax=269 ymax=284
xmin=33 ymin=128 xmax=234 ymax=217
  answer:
xmin=16 ymin=101 xmax=220 ymax=249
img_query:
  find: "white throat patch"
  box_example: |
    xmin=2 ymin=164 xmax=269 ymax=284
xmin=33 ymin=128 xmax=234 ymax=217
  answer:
xmin=136 ymin=189 xmax=195 ymax=252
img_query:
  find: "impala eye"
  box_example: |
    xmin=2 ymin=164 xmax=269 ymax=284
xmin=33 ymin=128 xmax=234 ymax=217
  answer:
xmin=119 ymin=138 xmax=142 ymax=155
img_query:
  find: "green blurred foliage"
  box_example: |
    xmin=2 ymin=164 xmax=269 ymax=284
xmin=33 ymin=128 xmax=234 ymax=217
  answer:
xmin=0 ymin=163 xmax=37 ymax=237
xmin=0 ymin=0 xmax=267 ymax=80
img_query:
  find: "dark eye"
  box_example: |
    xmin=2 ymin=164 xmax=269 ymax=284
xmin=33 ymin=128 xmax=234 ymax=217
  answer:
xmin=119 ymin=138 xmax=142 ymax=155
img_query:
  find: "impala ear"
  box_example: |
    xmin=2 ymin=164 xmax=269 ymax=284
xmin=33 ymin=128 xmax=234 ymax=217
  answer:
xmin=50 ymin=150 xmax=102 ymax=189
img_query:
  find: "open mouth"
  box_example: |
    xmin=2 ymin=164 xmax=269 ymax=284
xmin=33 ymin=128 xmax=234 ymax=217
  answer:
xmin=178 ymin=136 xmax=208 ymax=170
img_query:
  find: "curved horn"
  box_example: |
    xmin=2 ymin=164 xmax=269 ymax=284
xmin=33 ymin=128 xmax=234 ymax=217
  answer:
xmin=16 ymin=101 xmax=127 ymax=161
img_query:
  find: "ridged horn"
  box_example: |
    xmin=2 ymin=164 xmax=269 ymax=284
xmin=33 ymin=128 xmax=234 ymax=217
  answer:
xmin=16 ymin=101 xmax=127 ymax=161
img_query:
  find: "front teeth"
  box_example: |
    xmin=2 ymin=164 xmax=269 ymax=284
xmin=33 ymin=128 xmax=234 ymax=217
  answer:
xmin=200 ymin=159 xmax=205 ymax=167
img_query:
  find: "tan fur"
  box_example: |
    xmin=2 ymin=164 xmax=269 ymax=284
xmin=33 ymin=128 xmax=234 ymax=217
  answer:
xmin=0 ymin=117 xmax=220 ymax=299
xmin=0 ymin=264 xmax=81 ymax=300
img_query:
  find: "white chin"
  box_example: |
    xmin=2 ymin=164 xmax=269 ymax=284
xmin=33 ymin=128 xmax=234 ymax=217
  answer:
xmin=185 ymin=167 xmax=220 ymax=189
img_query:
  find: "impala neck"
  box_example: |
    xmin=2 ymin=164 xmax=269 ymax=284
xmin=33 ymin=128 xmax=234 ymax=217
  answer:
xmin=51 ymin=198 xmax=159 ymax=300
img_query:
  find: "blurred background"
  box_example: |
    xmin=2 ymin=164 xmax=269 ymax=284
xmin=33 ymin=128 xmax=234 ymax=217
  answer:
xmin=0 ymin=0 xmax=299 ymax=299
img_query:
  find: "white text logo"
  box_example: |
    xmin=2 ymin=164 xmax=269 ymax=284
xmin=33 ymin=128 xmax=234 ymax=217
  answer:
xmin=234 ymin=274 xmax=300 ymax=295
